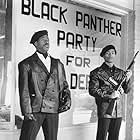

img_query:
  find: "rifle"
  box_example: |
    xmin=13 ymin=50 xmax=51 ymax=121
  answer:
xmin=106 ymin=51 xmax=139 ymax=116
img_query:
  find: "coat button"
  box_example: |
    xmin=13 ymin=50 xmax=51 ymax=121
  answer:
xmin=31 ymin=94 xmax=35 ymax=97
xmin=50 ymin=98 xmax=54 ymax=101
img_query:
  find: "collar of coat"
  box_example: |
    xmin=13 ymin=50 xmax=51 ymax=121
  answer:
xmin=101 ymin=62 xmax=116 ymax=73
xmin=31 ymin=52 xmax=58 ymax=75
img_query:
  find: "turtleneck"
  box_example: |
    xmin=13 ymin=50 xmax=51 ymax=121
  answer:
xmin=105 ymin=62 xmax=114 ymax=68
xmin=102 ymin=62 xmax=115 ymax=73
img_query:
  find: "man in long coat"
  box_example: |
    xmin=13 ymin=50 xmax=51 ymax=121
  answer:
xmin=18 ymin=30 xmax=71 ymax=140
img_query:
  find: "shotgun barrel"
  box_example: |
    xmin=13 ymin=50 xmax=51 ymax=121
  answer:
xmin=106 ymin=51 xmax=139 ymax=116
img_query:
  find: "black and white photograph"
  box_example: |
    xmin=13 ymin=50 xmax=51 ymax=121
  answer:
xmin=0 ymin=0 xmax=140 ymax=140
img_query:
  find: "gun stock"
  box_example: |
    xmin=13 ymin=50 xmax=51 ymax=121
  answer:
xmin=106 ymin=51 xmax=139 ymax=116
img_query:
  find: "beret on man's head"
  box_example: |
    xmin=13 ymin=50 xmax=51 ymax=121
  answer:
xmin=30 ymin=30 xmax=48 ymax=44
xmin=100 ymin=45 xmax=117 ymax=57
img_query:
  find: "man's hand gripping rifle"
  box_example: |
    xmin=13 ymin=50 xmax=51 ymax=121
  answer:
xmin=105 ymin=51 xmax=139 ymax=116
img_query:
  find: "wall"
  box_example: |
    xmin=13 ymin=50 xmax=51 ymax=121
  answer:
xmin=103 ymin=0 xmax=134 ymax=9
xmin=133 ymin=0 xmax=140 ymax=139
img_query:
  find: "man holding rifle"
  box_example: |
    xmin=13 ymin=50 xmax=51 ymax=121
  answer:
xmin=89 ymin=45 xmax=132 ymax=140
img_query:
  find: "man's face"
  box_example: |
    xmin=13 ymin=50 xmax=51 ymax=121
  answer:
xmin=103 ymin=49 xmax=116 ymax=63
xmin=34 ymin=35 xmax=49 ymax=54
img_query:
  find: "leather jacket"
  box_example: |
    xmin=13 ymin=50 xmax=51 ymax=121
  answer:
xmin=89 ymin=62 xmax=131 ymax=118
xmin=18 ymin=53 xmax=70 ymax=115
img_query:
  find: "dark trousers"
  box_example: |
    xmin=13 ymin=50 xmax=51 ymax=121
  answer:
xmin=19 ymin=112 xmax=59 ymax=140
xmin=96 ymin=117 xmax=122 ymax=140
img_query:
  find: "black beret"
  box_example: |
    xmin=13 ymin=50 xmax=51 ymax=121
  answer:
xmin=30 ymin=30 xmax=48 ymax=44
xmin=100 ymin=45 xmax=117 ymax=57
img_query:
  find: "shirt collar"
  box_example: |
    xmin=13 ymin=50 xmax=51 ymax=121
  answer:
xmin=36 ymin=51 xmax=50 ymax=59
xmin=36 ymin=52 xmax=51 ymax=62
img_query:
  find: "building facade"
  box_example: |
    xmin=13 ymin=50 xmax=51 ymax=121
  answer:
xmin=0 ymin=0 xmax=140 ymax=140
